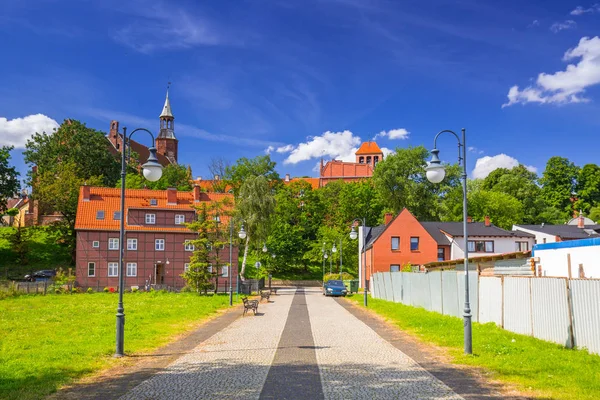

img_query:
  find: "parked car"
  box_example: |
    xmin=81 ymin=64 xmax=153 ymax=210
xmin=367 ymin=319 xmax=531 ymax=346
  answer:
xmin=24 ymin=270 xmax=56 ymax=282
xmin=323 ymin=279 xmax=348 ymax=297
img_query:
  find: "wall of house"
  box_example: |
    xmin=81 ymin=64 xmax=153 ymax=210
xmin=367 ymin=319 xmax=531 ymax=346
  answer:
xmin=450 ymin=236 xmax=535 ymax=260
xmin=75 ymin=230 xmax=239 ymax=289
xmin=512 ymin=226 xmax=559 ymax=244
xmin=533 ymin=238 xmax=600 ymax=278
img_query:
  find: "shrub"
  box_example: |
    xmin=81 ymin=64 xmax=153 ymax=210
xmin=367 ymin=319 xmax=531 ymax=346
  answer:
xmin=71 ymin=287 xmax=80 ymax=294
xmin=323 ymin=272 xmax=354 ymax=283
xmin=87 ymin=288 xmax=94 ymax=294
xmin=131 ymin=287 xmax=138 ymax=293
xmin=103 ymin=287 xmax=109 ymax=293
xmin=180 ymin=285 xmax=192 ymax=293
xmin=109 ymin=287 xmax=116 ymax=293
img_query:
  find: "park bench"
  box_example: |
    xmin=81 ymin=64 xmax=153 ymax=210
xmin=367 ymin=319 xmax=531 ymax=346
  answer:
xmin=259 ymin=290 xmax=271 ymax=301
xmin=242 ymin=297 xmax=259 ymax=316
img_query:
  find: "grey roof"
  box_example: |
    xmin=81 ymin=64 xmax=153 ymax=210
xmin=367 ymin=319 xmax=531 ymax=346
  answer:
xmin=420 ymin=222 xmax=452 ymax=245
xmin=429 ymin=221 xmax=534 ymax=239
xmin=160 ymin=90 xmax=173 ymax=118
xmin=365 ymin=225 xmax=386 ymax=249
xmin=514 ymin=224 xmax=600 ymax=240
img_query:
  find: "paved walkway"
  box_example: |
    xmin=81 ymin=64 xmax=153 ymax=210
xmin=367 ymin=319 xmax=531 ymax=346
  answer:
xmin=110 ymin=288 xmax=498 ymax=400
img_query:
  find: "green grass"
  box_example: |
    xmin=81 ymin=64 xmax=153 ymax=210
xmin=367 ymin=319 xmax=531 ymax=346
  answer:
xmin=0 ymin=226 xmax=71 ymax=280
xmin=0 ymin=292 xmax=236 ymax=400
xmin=346 ymin=295 xmax=600 ymax=400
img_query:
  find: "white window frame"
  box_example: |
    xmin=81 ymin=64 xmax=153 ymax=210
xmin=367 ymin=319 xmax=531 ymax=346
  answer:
xmin=175 ymin=214 xmax=185 ymax=225
xmin=155 ymin=239 xmax=165 ymax=251
xmin=126 ymin=262 xmax=137 ymax=277
xmin=108 ymin=238 xmax=119 ymax=250
xmin=185 ymin=242 xmax=195 ymax=251
xmin=88 ymin=262 xmax=95 ymax=277
xmin=515 ymin=241 xmax=529 ymax=252
xmin=207 ymin=264 xmax=213 ymax=273
xmin=127 ymin=238 xmax=138 ymax=250
xmin=222 ymin=265 xmax=229 ymax=277
xmin=184 ymin=263 xmax=190 ymax=272
xmin=92 ymin=241 xmax=99 ymax=248
xmin=390 ymin=264 xmax=400 ymax=272
xmin=391 ymin=237 xmax=399 ymax=250
xmin=108 ymin=262 xmax=118 ymax=277
xmin=145 ymin=213 xmax=156 ymax=224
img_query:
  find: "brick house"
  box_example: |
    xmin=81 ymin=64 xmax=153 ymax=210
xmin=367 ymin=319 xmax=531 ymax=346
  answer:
xmin=361 ymin=209 xmax=535 ymax=283
xmin=74 ymin=186 xmax=238 ymax=290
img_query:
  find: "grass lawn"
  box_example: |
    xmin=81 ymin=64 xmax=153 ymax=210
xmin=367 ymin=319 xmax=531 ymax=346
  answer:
xmin=346 ymin=295 xmax=600 ymax=400
xmin=0 ymin=292 xmax=235 ymax=400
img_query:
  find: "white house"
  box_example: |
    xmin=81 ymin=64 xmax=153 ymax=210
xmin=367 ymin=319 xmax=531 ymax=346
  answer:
xmin=533 ymin=238 xmax=600 ymax=279
xmin=513 ymin=217 xmax=600 ymax=245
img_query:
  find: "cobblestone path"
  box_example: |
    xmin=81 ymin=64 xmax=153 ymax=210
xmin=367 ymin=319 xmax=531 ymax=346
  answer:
xmin=119 ymin=288 xmax=464 ymax=400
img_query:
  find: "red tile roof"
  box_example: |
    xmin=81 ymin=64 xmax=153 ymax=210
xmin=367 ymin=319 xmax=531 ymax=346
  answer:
xmin=283 ymin=177 xmax=320 ymax=189
xmin=191 ymin=179 xmax=233 ymax=193
xmin=75 ymin=187 xmax=233 ymax=232
xmin=355 ymin=141 xmax=383 ymax=155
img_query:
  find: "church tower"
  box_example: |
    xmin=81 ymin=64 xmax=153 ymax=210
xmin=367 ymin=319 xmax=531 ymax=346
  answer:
xmin=156 ymin=87 xmax=178 ymax=164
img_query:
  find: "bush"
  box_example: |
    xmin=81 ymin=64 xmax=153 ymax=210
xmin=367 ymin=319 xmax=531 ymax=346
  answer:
xmin=87 ymin=288 xmax=94 ymax=294
xmin=131 ymin=287 xmax=138 ymax=293
xmin=103 ymin=287 xmax=109 ymax=293
xmin=180 ymin=286 xmax=192 ymax=293
xmin=71 ymin=287 xmax=80 ymax=294
xmin=323 ymin=272 xmax=354 ymax=283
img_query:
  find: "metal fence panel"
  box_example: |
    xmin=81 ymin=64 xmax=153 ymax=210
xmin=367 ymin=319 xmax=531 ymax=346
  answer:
xmin=442 ymin=271 xmax=460 ymax=318
xmin=478 ymin=277 xmax=503 ymax=326
xmin=428 ymin=271 xmax=443 ymax=313
xmin=372 ymin=273 xmax=381 ymax=299
xmin=410 ymin=273 xmax=431 ymax=310
xmin=503 ymin=277 xmax=532 ymax=336
xmin=376 ymin=273 xmax=385 ymax=300
xmin=391 ymin=272 xmax=403 ymax=303
xmin=457 ymin=271 xmax=479 ymax=322
xmin=401 ymin=272 xmax=413 ymax=305
xmin=570 ymin=279 xmax=600 ymax=355
xmin=382 ymin=272 xmax=394 ymax=302
xmin=531 ymin=278 xmax=572 ymax=347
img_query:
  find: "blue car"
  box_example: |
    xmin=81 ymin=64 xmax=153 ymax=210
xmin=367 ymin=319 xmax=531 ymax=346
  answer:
xmin=323 ymin=280 xmax=348 ymax=297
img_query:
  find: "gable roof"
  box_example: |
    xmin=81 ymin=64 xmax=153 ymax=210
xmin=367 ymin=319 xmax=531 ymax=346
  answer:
xmin=427 ymin=221 xmax=534 ymax=240
xmin=355 ymin=141 xmax=383 ymax=155
xmin=365 ymin=224 xmax=387 ymax=249
xmin=75 ymin=187 xmax=233 ymax=232
xmin=514 ymin=224 xmax=600 ymax=240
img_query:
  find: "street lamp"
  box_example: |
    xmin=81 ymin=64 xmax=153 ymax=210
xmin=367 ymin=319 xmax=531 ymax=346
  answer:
xmin=229 ymin=221 xmax=246 ymax=306
xmin=349 ymin=218 xmax=367 ymax=307
xmin=116 ymin=127 xmax=163 ymax=358
xmin=262 ymin=243 xmax=268 ymax=253
xmin=425 ymin=128 xmax=472 ymax=355
xmin=331 ymin=240 xmax=343 ymax=277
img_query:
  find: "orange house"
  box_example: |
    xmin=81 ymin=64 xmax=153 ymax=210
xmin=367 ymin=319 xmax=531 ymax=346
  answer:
xmin=364 ymin=209 xmax=444 ymax=281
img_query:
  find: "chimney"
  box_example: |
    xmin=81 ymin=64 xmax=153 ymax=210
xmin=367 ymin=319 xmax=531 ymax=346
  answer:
xmin=193 ymin=185 xmax=201 ymax=202
xmin=484 ymin=216 xmax=491 ymax=227
xmin=82 ymin=186 xmax=91 ymax=202
xmin=467 ymin=216 xmax=473 ymax=223
xmin=578 ymin=211 xmax=585 ymax=229
xmin=285 ymin=174 xmax=290 ymax=182
xmin=167 ymin=187 xmax=177 ymax=205
xmin=109 ymin=120 xmax=121 ymax=150
xmin=384 ymin=213 xmax=393 ymax=225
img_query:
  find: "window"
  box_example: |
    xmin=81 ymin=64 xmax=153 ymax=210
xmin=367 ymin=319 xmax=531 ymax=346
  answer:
xmin=108 ymin=238 xmax=119 ymax=250
xmin=127 ymin=238 xmax=137 ymax=250
xmin=92 ymin=241 xmax=99 ymax=248
xmin=410 ymin=237 xmax=419 ymax=251
xmin=155 ymin=239 xmax=165 ymax=251
xmin=374 ymin=156 xmax=379 ymax=164
xmin=222 ymin=265 xmax=229 ymax=277
xmin=126 ymin=262 xmax=137 ymax=277
xmin=108 ymin=262 xmax=118 ymax=277
xmin=175 ymin=214 xmax=185 ymax=225
xmin=390 ymin=265 xmax=400 ymax=272
xmin=515 ymin=241 xmax=529 ymax=252
xmin=437 ymin=247 xmax=445 ymax=261
xmin=359 ymin=156 xmax=364 ymax=164
xmin=96 ymin=210 xmax=105 ymax=220
xmin=366 ymin=156 xmax=372 ymax=164
xmin=145 ymin=213 xmax=156 ymax=224
xmin=391 ymin=237 xmax=400 ymax=250
xmin=88 ymin=262 xmax=95 ymax=277
xmin=207 ymin=264 xmax=213 ymax=273
xmin=468 ymin=240 xmax=494 ymax=253
xmin=113 ymin=211 xmax=121 ymax=220
xmin=150 ymin=199 xmax=157 ymax=206
xmin=543 ymin=238 xmax=547 ymax=244
xmin=185 ymin=242 xmax=195 ymax=251
xmin=184 ymin=263 xmax=190 ymax=272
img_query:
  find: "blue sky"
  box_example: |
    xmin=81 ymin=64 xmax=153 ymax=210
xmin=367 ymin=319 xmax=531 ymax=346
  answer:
xmin=1 ymin=0 xmax=600 ymax=184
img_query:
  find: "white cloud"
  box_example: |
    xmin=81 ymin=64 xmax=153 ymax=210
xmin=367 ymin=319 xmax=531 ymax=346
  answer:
xmin=374 ymin=128 xmax=410 ymax=140
xmin=550 ymin=20 xmax=577 ymax=33
xmin=503 ymin=36 xmax=600 ymax=107
xmin=528 ymin=19 xmax=540 ymax=28
xmin=265 ymin=146 xmax=275 ymax=154
xmin=276 ymin=144 xmax=294 ymax=153
xmin=468 ymin=146 xmax=484 ymax=154
xmin=0 ymin=114 xmax=59 ymax=149
xmin=571 ymin=4 xmax=600 ymax=15
xmin=472 ymin=154 xmax=537 ymax=179
xmin=381 ymin=147 xmax=394 ymax=157
xmin=282 ymin=130 xmax=362 ymax=165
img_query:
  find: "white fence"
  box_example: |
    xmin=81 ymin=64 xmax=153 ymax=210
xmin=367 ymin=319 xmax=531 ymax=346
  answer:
xmin=370 ymin=272 xmax=600 ymax=355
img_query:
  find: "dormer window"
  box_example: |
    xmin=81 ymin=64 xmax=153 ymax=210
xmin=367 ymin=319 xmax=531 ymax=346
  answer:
xmin=96 ymin=210 xmax=104 ymax=220
xmin=150 ymin=199 xmax=157 ymax=206
xmin=113 ymin=211 xmax=121 ymax=220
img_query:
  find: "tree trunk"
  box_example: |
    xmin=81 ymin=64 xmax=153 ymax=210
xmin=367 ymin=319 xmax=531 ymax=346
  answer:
xmin=240 ymin=235 xmax=250 ymax=280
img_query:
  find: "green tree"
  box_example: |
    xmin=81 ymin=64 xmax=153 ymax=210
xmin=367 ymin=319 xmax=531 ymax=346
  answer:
xmin=182 ymin=204 xmax=213 ymax=294
xmin=237 ymin=175 xmax=275 ymax=279
xmin=0 ymin=146 xmax=20 ymax=213
xmin=467 ymin=190 xmax=524 ymax=229
xmin=540 ymin=156 xmax=579 ymax=220
xmin=224 ymin=155 xmax=280 ymax=196
xmin=116 ymin=164 xmax=193 ymax=191
xmin=574 ymin=164 xmax=600 ymax=214
xmin=372 ymin=146 xmax=460 ymax=220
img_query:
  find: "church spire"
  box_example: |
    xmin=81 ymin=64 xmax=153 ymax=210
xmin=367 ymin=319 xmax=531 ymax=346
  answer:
xmin=156 ymin=83 xmax=178 ymax=164
xmin=160 ymin=84 xmax=173 ymax=118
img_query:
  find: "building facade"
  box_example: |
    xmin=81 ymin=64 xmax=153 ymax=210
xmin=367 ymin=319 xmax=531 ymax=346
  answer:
xmin=75 ymin=186 xmax=238 ymax=290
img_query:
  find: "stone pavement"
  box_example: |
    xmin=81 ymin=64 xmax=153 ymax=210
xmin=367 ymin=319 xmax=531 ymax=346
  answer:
xmin=59 ymin=288 xmax=518 ymax=399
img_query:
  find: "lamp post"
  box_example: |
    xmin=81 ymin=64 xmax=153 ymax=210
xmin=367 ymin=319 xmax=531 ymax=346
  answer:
xmin=115 ymin=127 xmax=163 ymax=358
xmin=229 ymin=221 xmax=246 ymax=306
xmin=331 ymin=240 xmax=342 ymax=277
xmin=321 ymin=242 xmax=326 ymax=286
xmin=425 ymin=128 xmax=472 ymax=355
xmin=349 ymin=218 xmax=367 ymax=307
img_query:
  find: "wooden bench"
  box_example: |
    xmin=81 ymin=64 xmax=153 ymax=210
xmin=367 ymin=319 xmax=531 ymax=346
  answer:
xmin=259 ymin=290 xmax=271 ymax=302
xmin=242 ymin=297 xmax=259 ymax=316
